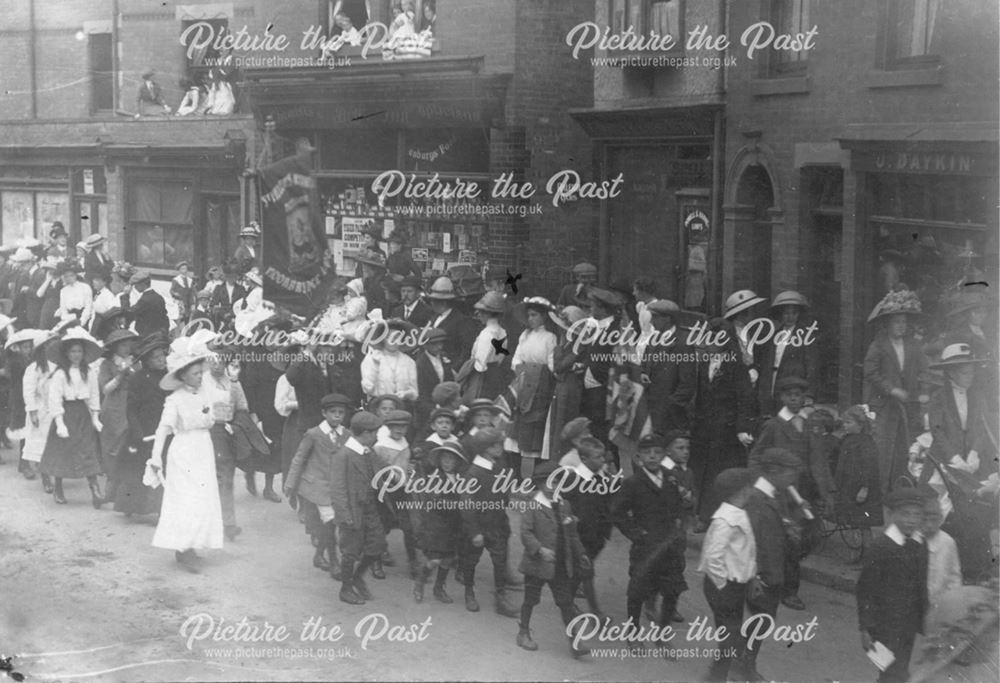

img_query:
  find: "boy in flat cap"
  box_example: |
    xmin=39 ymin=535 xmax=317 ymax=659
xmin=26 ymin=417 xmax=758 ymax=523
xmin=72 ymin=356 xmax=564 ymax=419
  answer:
xmin=415 ymin=330 xmax=455 ymax=430
xmin=515 ymin=461 xmax=591 ymax=658
xmin=750 ymin=376 xmax=833 ymax=611
xmin=556 ymin=262 xmax=598 ymax=308
xmin=459 ymin=426 xmax=519 ymax=617
xmin=556 ymin=417 xmax=593 ymax=468
xmin=611 ymin=432 xmax=687 ymax=633
xmin=857 ymin=487 xmax=929 ymax=683
xmin=737 ymin=447 xmax=801 ymax=682
xmin=330 ymin=410 xmax=386 ymax=605
xmin=284 ymin=393 xmax=352 ymax=581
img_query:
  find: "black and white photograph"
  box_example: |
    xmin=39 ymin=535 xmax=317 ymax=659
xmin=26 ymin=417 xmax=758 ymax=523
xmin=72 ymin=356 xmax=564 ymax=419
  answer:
xmin=0 ymin=1 xmax=997 ymax=681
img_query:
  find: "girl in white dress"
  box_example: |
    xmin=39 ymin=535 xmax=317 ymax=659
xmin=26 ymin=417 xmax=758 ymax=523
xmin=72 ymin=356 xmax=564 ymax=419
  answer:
xmin=148 ymin=338 xmax=223 ymax=573
xmin=21 ymin=331 xmax=57 ymax=490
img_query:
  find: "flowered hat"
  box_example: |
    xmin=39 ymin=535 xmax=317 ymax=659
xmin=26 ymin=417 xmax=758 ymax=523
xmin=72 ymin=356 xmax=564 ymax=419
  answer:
xmin=867 ymin=289 xmax=923 ymax=323
xmin=159 ymin=334 xmax=213 ymax=391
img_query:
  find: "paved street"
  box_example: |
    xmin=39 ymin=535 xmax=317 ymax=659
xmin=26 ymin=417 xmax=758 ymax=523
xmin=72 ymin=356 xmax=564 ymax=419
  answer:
xmin=0 ymin=447 xmax=874 ymax=683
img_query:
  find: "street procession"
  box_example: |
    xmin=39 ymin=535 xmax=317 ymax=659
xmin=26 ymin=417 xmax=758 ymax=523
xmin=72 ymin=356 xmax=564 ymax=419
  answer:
xmin=0 ymin=1 xmax=997 ymax=682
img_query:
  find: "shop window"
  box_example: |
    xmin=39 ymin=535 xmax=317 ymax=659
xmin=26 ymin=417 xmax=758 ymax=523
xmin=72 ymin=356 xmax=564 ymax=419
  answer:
xmin=880 ymin=0 xmax=940 ymax=68
xmin=89 ymin=32 xmax=114 ymax=113
xmin=765 ymin=0 xmax=809 ymax=76
xmin=129 ymin=180 xmax=195 ymax=268
xmin=403 ymin=129 xmax=489 ymax=174
xmin=1 ymin=191 xmax=35 ymax=244
xmin=320 ymin=129 xmax=397 ymax=171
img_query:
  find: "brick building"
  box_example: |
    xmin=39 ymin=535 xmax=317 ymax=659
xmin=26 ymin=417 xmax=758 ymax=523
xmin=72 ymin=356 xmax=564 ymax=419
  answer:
xmin=572 ymin=0 xmax=998 ymax=404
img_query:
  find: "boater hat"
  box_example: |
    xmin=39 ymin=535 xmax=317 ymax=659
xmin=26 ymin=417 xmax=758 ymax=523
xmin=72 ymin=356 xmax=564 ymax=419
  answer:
xmin=723 ymin=290 xmax=766 ymax=319
xmin=466 ymin=398 xmax=501 ymax=416
xmin=159 ymin=335 xmax=213 ymax=391
xmin=429 ymin=442 xmax=468 ymax=468
xmin=473 ymin=291 xmax=506 ymax=315
xmin=769 ymin=290 xmax=809 ymax=312
xmin=47 ymin=327 xmax=103 ymax=364
xmin=426 ymin=276 xmax=458 ymax=301
xmin=929 ymin=343 xmax=989 ymax=369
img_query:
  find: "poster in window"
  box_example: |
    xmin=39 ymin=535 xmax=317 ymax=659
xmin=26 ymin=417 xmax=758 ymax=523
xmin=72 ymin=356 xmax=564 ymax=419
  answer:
xmin=341 ymin=217 xmax=367 ymax=253
xmin=1 ymin=191 xmax=34 ymax=243
xmin=36 ymin=192 xmax=69 ymax=236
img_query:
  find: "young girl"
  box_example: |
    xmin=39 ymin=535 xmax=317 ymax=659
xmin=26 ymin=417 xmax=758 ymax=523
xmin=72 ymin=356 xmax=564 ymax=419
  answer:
xmin=413 ymin=442 xmax=467 ymax=603
xmin=39 ymin=328 xmax=105 ymax=507
xmin=20 ymin=330 xmax=55 ymax=487
xmin=834 ymin=405 xmax=884 ymax=562
xmin=509 ymin=297 xmax=558 ymax=478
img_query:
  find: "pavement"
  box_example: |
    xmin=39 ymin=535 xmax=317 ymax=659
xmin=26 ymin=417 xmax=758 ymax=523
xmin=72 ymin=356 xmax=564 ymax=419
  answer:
xmin=0 ymin=445 xmax=877 ymax=683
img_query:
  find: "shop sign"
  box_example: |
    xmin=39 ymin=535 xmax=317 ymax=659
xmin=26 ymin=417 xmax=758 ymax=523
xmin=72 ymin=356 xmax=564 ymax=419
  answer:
xmin=856 ymin=151 xmax=993 ymax=176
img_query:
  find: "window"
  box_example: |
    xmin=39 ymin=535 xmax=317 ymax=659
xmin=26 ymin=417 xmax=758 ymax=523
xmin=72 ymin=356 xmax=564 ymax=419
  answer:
xmin=181 ymin=18 xmax=228 ymax=77
xmin=768 ymin=0 xmax=809 ymax=75
xmin=129 ymin=180 xmax=195 ymax=268
xmin=887 ymin=0 xmax=938 ymax=64
xmin=88 ymin=32 xmax=114 ymax=113
xmin=606 ymin=0 xmax=683 ymax=49
xmin=0 ymin=190 xmax=69 ymax=243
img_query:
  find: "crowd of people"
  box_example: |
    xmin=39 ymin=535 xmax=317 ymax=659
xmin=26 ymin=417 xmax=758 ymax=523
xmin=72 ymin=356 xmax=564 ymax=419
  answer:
xmin=0 ymin=221 xmax=996 ymax=682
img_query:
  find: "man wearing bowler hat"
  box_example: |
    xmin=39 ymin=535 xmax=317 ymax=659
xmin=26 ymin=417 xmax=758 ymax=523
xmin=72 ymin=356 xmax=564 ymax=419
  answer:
xmin=210 ymin=260 xmax=247 ymax=329
xmin=557 ymin=261 xmax=598 ymax=308
xmin=127 ymin=270 xmax=169 ymax=336
xmin=391 ymin=274 xmax=433 ymax=327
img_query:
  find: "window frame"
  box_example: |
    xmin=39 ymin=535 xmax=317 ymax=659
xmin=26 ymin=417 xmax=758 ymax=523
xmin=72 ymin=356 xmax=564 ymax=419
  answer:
xmin=127 ymin=177 xmax=197 ymax=270
xmin=877 ymin=0 xmax=941 ymax=70
xmin=761 ymin=0 xmax=809 ymax=78
xmin=87 ymin=31 xmax=115 ymax=114
xmin=604 ymin=0 xmax=685 ymax=61
xmin=181 ymin=17 xmax=230 ymax=81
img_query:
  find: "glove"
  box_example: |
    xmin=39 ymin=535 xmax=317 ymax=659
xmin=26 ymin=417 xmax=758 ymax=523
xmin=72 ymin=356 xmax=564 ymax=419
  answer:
xmin=472 ymin=534 xmax=484 ymax=548
xmin=737 ymin=432 xmax=754 ymax=447
xmin=92 ymin=416 xmax=103 ymax=433
xmin=539 ymin=548 xmax=556 ymax=562
xmin=56 ymin=422 xmax=69 ymax=439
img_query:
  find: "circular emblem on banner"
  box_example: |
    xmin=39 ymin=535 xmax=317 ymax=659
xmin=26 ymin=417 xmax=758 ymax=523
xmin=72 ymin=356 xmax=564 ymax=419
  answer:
xmin=685 ymin=209 xmax=710 ymax=241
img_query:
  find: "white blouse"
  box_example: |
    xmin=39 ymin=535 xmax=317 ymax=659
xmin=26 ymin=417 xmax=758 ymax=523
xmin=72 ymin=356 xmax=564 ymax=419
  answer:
xmin=23 ymin=362 xmax=53 ymax=415
xmin=150 ymin=386 xmax=215 ymax=467
xmin=273 ymin=374 xmax=298 ymax=417
xmin=47 ymin=366 xmax=100 ymax=417
xmin=361 ymin=350 xmax=418 ymax=401
xmin=472 ymin=319 xmax=506 ymax=371
xmin=512 ymin=327 xmax=556 ymax=372
xmin=57 ymin=281 xmax=94 ymax=327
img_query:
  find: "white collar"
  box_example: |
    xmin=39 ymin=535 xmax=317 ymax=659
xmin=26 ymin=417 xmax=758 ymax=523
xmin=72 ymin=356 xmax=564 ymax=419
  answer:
xmin=660 ymin=455 xmax=676 ymax=470
xmin=778 ymin=406 xmax=809 ymax=422
xmin=754 ymin=476 xmax=776 ymax=498
xmin=574 ymin=463 xmax=595 ymax=481
xmin=436 ymin=308 xmax=453 ymax=322
xmin=533 ymin=491 xmax=552 ymax=508
xmin=376 ymin=432 xmax=408 ymax=449
xmin=472 ymin=455 xmax=494 ymax=471
xmin=319 ymin=421 xmax=343 ymax=437
xmin=344 ymin=436 xmax=366 ymax=455
xmin=643 ymin=466 xmax=663 ymax=484
xmin=885 ymin=524 xmax=923 ymax=546
xmin=951 ymin=382 xmax=968 ymax=395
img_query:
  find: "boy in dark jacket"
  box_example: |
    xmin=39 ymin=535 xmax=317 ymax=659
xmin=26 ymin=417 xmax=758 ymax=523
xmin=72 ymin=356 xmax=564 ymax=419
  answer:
xmin=612 ymin=433 xmax=687 ymax=632
xmin=515 ymin=460 xmax=591 ymax=658
xmin=459 ymin=427 xmax=519 ymax=618
xmin=284 ymin=393 xmax=351 ymax=581
xmin=857 ymin=487 xmax=929 ymax=683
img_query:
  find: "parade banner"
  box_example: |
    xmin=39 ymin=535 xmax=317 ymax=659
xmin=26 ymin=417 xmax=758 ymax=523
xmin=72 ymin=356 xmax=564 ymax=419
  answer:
xmin=259 ymin=150 xmax=330 ymax=316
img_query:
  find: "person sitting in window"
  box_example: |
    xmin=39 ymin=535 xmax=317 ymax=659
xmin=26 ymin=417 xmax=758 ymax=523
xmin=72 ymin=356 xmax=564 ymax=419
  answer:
xmin=330 ymin=0 xmax=371 ymax=35
xmin=204 ymin=68 xmax=235 ymax=117
xmin=421 ymin=0 xmax=436 ymax=36
xmin=335 ymin=13 xmax=363 ymax=46
xmin=175 ymin=77 xmax=202 ymax=117
xmin=135 ymin=68 xmax=171 ymax=118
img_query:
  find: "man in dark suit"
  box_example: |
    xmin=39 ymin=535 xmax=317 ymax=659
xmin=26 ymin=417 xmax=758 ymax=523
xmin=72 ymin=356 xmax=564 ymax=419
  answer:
xmin=459 ymin=427 xmax=519 ymax=618
xmin=414 ymin=328 xmax=454 ymax=428
xmin=738 ymin=447 xmax=800 ymax=682
xmin=135 ymin=68 xmax=170 ymax=116
xmin=426 ymin=276 xmax=477 ymax=365
xmin=233 ymin=223 xmax=260 ymax=274
xmin=81 ymin=234 xmax=113 ymax=283
xmin=556 ymin=261 xmax=597 ymax=308
xmin=127 ymin=271 xmax=169 ymax=336
xmin=8 ymin=250 xmax=37 ymax=326
xmin=391 ymin=275 xmax=433 ymax=327
xmin=642 ymin=299 xmax=697 ymax=434
xmin=330 ymin=410 xmax=385 ymax=605
xmin=757 ymin=291 xmax=819 ymax=416
xmin=210 ymin=262 xmax=247 ymax=329
xmin=612 ymin=433 xmax=687 ymax=631
xmin=579 ymin=288 xmax=623 ymax=452
xmin=857 ymin=488 xmax=930 ymax=683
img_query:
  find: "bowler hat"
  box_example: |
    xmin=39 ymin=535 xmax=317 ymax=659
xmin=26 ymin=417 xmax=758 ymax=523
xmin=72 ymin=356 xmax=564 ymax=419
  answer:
xmin=349 ymin=410 xmax=381 ymax=433
xmin=723 ymin=290 xmax=766 ymax=320
xmin=572 ymin=262 xmax=597 ymax=276
xmin=469 ymin=427 xmax=504 ymax=453
xmin=755 ymin=447 xmax=801 ymax=470
xmin=321 ymin=393 xmax=353 ymax=410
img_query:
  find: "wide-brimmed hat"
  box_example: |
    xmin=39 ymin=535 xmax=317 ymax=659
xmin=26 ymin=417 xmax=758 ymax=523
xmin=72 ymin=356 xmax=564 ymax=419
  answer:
xmin=84 ymin=234 xmax=105 ymax=249
xmin=723 ymin=290 xmax=766 ymax=319
xmin=47 ymin=327 xmax=102 ymax=364
xmin=769 ymin=290 xmax=809 ymax=312
xmin=56 ymin=259 xmax=83 ymax=276
xmin=426 ymin=276 xmax=457 ymax=301
xmin=103 ymin=328 xmax=139 ymax=350
xmin=159 ymin=335 xmax=213 ymax=391
xmin=3 ymin=327 xmax=37 ymax=350
xmin=867 ymin=289 xmax=923 ymax=323
xmin=10 ymin=248 xmax=34 ymax=263
xmin=548 ymin=305 xmax=588 ymax=332
xmin=239 ymin=222 xmax=261 ymax=238
xmin=0 ymin=314 xmax=17 ymax=333
xmin=245 ymin=268 xmax=263 ymax=287
xmin=929 ymin=343 xmax=989 ymax=370
xmin=356 ymin=252 xmax=387 ymax=270
xmin=571 ymin=262 xmax=597 ymax=276
xmin=134 ymin=331 xmax=170 ymax=361
xmin=49 ymin=222 xmax=67 ymax=239
xmin=523 ymin=296 xmax=554 ymax=314
xmin=473 ymin=291 xmax=506 ymax=315
xmin=428 ymin=442 xmax=468 ymax=469
xmin=646 ymin=299 xmax=681 ymax=317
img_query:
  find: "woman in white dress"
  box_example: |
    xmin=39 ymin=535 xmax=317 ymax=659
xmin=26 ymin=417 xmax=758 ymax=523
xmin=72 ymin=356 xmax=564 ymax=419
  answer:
xmin=148 ymin=337 xmax=223 ymax=573
xmin=21 ymin=330 xmax=57 ymax=491
xmin=509 ymin=297 xmax=558 ymax=477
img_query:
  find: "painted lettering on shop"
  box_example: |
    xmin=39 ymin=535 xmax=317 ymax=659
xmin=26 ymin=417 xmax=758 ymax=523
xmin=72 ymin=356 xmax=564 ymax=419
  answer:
xmin=874 ymin=152 xmax=973 ymax=174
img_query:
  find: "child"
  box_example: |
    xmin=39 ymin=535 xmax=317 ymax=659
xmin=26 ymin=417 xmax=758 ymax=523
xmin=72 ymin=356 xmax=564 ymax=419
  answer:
xmin=430 ymin=380 xmax=467 ymax=427
xmin=697 ymin=468 xmax=758 ymax=683
xmin=459 ymin=427 xmax=519 ymax=617
xmin=834 ymin=405 xmax=883 ymax=563
xmin=557 ymin=417 xmax=593 ymax=468
xmin=368 ymin=394 xmax=401 ymax=442
xmin=857 ymin=487 xmax=929 ymax=683
xmin=374 ymin=409 xmax=417 ymax=579
xmin=413 ymin=442 xmax=467 ymax=604
xmin=283 ymin=393 xmax=351 ymax=581
xmin=662 ymin=429 xmax=697 ymax=529
xmin=460 ymin=398 xmax=500 ymax=455
xmin=426 ymin=407 xmax=460 ymax=447
xmin=169 ymin=261 xmax=195 ymax=321
xmin=191 ymin=287 xmax=212 ymax=320
xmin=921 ymin=492 xmax=962 ymax=616
xmin=611 ymin=433 xmax=687 ymax=632
xmin=330 ymin=410 xmax=386 ymax=605
xmin=808 ymin=407 xmax=841 ymax=480
xmin=515 ymin=460 xmax=591 ymax=659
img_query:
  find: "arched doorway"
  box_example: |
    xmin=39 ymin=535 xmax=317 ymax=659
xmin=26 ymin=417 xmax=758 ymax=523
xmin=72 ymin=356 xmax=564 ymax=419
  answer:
xmin=732 ymin=165 xmax=775 ymax=300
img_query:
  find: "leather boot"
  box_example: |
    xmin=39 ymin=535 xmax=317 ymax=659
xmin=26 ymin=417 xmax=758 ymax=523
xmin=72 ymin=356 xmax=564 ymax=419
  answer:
xmin=433 ymin=566 xmax=453 ymax=603
xmin=370 ymin=558 xmax=386 ymax=579
xmin=516 ymin=627 xmax=538 ymax=651
xmin=494 ymin=588 xmax=519 ymax=618
xmin=53 ymin=478 xmax=67 ymax=504
xmin=41 ymin=473 xmax=54 ymax=494
xmin=353 ymin=559 xmax=373 ymax=600
xmin=465 ymin=586 xmax=480 ymax=612
xmin=88 ymin=476 xmax=106 ymax=509
xmin=413 ymin=565 xmax=431 ymax=603
xmin=313 ymin=547 xmax=331 ymax=571
xmin=339 ymin=559 xmax=364 ymax=605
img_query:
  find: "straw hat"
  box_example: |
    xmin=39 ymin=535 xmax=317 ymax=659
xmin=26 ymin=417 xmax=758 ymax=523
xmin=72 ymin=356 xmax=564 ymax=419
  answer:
xmin=159 ymin=335 xmax=213 ymax=391
xmin=929 ymin=343 xmax=989 ymax=370
xmin=10 ymin=248 xmax=34 ymax=263
xmin=245 ymin=267 xmax=263 ymax=287
xmin=4 ymin=328 xmax=39 ymax=350
xmin=723 ymin=289 xmax=766 ymax=320
xmin=473 ymin=291 xmax=506 ymax=315
xmin=239 ymin=222 xmax=261 ymax=238
xmin=0 ymin=314 xmax=17 ymax=333
xmin=523 ymin=296 xmax=554 ymax=314
xmin=769 ymin=290 xmax=809 ymax=312
xmin=425 ymin=276 xmax=457 ymax=301
xmin=548 ymin=304 xmax=588 ymax=331
xmin=47 ymin=327 xmax=102 ymax=364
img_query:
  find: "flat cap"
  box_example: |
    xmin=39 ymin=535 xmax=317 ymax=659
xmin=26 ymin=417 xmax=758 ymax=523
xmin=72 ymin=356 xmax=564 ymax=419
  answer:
xmin=646 ymin=299 xmax=681 ymax=316
xmin=470 ymin=427 xmax=504 ymax=453
xmin=572 ymin=262 xmax=598 ymax=276
xmin=466 ymin=398 xmax=501 ymax=415
xmin=559 ymin=417 xmax=592 ymax=442
xmin=756 ymin=447 xmax=801 ymax=470
xmin=884 ymin=487 xmax=932 ymax=510
xmin=129 ymin=270 xmax=151 ymax=284
xmin=431 ymin=381 xmax=462 ymax=406
xmin=349 ymin=410 xmax=381 ymax=433
xmin=637 ymin=433 xmax=667 ymax=449
xmin=429 ymin=407 xmax=457 ymax=423
xmin=384 ymin=409 xmax=413 ymax=425
xmin=321 ymin=393 xmax=353 ymax=409
xmin=775 ymin=376 xmax=810 ymax=393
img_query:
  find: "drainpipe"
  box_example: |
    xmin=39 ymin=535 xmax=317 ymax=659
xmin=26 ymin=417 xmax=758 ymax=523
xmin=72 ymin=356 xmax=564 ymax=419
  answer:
xmin=708 ymin=0 xmax=727 ymax=312
xmin=29 ymin=0 xmax=37 ymax=118
xmin=111 ymin=0 xmax=120 ymax=112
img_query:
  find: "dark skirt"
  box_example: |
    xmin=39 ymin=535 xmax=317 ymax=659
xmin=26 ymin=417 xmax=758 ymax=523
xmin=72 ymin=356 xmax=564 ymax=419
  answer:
xmin=547 ymin=374 xmax=583 ymax=456
xmin=281 ymin=410 xmax=307 ymax=480
xmin=39 ymin=400 xmax=102 ymax=479
xmin=514 ymin=365 xmax=555 ymax=453
xmin=113 ymin=441 xmax=163 ymax=515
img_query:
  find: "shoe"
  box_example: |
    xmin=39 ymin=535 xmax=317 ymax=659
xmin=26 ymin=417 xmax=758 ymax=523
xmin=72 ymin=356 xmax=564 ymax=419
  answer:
xmin=413 ymin=583 xmax=425 ymax=603
xmin=89 ymin=479 xmax=106 ymax=509
xmin=672 ymin=610 xmax=684 ymax=623
xmin=494 ymin=591 xmax=519 ymax=619
xmin=339 ymin=585 xmax=365 ymax=605
xmin=53 ymin=481 xmax=67 ymax=505
xmin=433 ymin=585 xmax=453 ymax=604
xmin=465 ymin=590 xmax=480 ymax=612
xmin=313 ymin=551 xmax=331 ymax=571
xmin=42 ymin=475 xmax=54 ymax=494
xmin=22 ymin=468 xmax=36 ymax=481
xmin=353 ymin=574 xmax=373 ymax=601
xmin=225 ymin=525 xmax=243 ymax=541
xmin=516 ymin=629 xmax=538 ymax=651
xmin=175 ymin=550 xmax=200 ymax=574
xmin=781 ymin=595 xmax=806 ymax=611
xmin=370 ymin=559 xmax=386 ymax=580
xmin=262 ymin=489 xmax=282 ymax=503
xmin=245 ymin=473 xmax=258 ymax=496
xmin=329 ymin=559 xmax=342 ymax=582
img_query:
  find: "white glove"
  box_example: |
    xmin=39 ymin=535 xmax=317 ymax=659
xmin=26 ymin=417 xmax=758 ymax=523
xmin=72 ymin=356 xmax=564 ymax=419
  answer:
xmin=748 ymin=369 xmax=759 ymax=386
xmin=224 ymin=423 xmax=234 ymax=435
xmin=56 ymin=422 xmax=69 ymax=439
xmin=737 ymin=432 xmax=754 ymax=447
xmin=92 ymin=416 xmax=103 ymax=433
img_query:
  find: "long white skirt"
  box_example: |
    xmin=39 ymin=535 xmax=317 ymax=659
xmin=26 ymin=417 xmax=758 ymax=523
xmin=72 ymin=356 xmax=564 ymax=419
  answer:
xmin=21 ymin=409 xmax=52 ymax=463
xmin=152 ymin=428 xmax=224 ymax=551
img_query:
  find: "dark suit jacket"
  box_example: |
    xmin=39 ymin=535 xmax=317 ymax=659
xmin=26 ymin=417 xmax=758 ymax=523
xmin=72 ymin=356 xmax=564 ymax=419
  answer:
xmin=856 ymin=533 xmax=928 ymax=640
xmin=519 ymin=497 xmax=587 ymax=580
xmin=556 ymin=283 xmax=590 ymax=308
xmin=563 ymin=468 xmax=615 ymax=555
xmin=744 ymin=486 xmax=788 ymax=588
xmin=129 ymin=288 xmax=169 ymax=336
xmin=757 ymin=327 xmax=819 ymax=413
xmin=23 ymin=268 xmax=47 ymax=328
xmin=928 ymin=384 xmax=993 ymax=468
xmin=692 ymin=348 xmax=756 ymax=441
xmin=433 ymin=307 xmax=477 ymax=365
xmin=611 ymin=467 xmax=684 ymax=546
xmin=391 ymin=299 xmax=434 ymax=328
xmin=750 ymin=415 xmax=834 ymax=502
xmin=460 ymin=460 xmax=512 ymax=540
xmin=210 ymin=283 xmax=247 ymax=316
xmin=330 ymin=441 xmax=380 ymax=528
xmin=415 ymin=350 xmax=454 ymax=425
xmin=286 ymin=358 xmax=338 ymax=428
xmin=643 ymin=334 xmax=697 ymax=433
xmin=84 ymin=251 xmax=112 ymax=283
xmin=285 ymin=424 xmax=348 ymax=506
xmin=233 ymin=244 xmax=259 ymax=273
xmin=862 ymin=332 xmax=926 ymax=410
